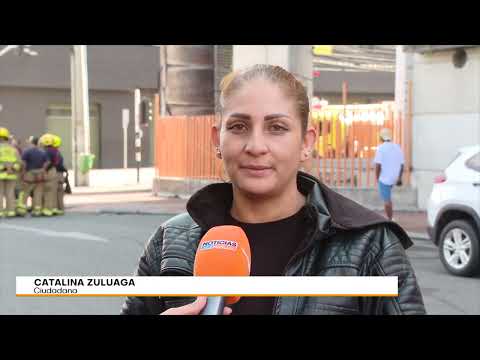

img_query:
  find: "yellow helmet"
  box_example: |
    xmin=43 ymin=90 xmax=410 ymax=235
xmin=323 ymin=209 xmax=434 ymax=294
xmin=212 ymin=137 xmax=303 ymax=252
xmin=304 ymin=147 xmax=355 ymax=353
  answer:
xmin=53 ymin=135 xmax=62 ymax=148
xmin=0 ymin=127 xmax=10 ymax=140
xmin=39 ymin=133 xmax=54 ymax=147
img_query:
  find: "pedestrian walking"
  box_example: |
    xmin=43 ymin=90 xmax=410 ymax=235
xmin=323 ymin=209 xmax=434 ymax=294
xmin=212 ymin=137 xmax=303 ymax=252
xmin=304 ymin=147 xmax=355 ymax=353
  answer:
xmin=374 ymin=128 xmax=405 ymax=221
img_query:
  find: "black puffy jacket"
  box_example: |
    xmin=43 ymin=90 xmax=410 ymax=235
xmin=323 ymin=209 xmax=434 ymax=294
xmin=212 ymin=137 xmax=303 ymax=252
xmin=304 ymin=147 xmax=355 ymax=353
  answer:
xmin=121 ymin=172 xmax=426 ymax=315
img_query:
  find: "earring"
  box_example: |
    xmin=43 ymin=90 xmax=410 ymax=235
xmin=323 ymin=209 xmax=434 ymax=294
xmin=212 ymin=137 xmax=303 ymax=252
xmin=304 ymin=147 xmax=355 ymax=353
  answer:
xmin=216 ymin=147 xmax=222 ymax=159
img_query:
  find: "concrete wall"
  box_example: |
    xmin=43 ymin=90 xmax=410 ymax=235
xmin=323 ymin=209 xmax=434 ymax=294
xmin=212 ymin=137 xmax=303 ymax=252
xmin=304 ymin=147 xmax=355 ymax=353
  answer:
xmin=315 ymin=70 xmax=395 ymax=95
xmin=0 ymin=45 xmax=159 ymax=91
xmin=0 ymin=87 xmax=70 ymax=141
xmin=0 ymin=87 xmax=154 ymax=169
xmin=0 ymin=45 xmax=159 ymax=169
xmin=411 ymin=47 xmax=480 ymax=208
xmin=233 ymin=45 xmax=313 ymax=98
xmin=233 ymin=45 xmax=290 ymax=70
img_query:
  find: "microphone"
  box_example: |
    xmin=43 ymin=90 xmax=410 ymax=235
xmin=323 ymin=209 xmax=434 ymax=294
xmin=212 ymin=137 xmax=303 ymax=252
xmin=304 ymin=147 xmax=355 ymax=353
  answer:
xmin=193 ymin=225 xmax=251 ymax=315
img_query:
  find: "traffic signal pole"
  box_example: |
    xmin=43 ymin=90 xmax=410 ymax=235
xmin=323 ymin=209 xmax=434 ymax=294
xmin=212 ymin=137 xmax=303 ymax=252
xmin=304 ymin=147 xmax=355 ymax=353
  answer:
xmin=134 ymin=89 xmax=142 ymax=184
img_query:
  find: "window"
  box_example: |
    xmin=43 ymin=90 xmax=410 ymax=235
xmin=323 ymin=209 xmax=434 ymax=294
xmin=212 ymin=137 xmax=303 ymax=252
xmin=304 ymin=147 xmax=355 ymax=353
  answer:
xmin=447 ymin=152 xmax=461 ymax=168
xmin=466 ymin=152 xmax=480 ymax=172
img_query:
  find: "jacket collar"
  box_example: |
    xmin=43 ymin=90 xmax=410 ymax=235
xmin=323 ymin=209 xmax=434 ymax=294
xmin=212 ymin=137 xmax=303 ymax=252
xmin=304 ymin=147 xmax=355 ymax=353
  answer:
xmin=186 ymin=171 xmax=413 ymax=248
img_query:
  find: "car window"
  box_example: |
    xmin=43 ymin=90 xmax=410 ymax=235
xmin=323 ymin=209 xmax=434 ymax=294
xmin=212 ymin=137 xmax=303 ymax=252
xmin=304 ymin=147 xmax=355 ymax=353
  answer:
xmin=446 ymin=152 xmax=461 ymax=169
xmin=465 ymin=152 xmax=480 ymax=172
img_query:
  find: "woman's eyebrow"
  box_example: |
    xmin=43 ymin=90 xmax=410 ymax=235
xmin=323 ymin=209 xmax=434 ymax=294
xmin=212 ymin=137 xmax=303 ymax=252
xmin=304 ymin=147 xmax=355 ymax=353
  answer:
xmin=227 ymin=113 xmax=291 ymax=121
xmin=228 ymin=113 xmax=251 ymax=120
xmin=264 ymin=113 xmax=291 ymax=121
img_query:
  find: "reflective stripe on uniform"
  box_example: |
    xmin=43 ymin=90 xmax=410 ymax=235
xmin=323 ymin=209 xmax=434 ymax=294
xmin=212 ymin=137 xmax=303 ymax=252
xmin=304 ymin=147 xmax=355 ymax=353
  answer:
xmin=0 ymin=143 xmax=20 ymax=180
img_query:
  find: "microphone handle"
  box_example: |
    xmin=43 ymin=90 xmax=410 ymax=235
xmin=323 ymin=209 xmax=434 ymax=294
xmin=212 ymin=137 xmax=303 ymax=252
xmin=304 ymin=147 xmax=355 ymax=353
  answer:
xmin=200 ymin=296 xmax=225 ymax=315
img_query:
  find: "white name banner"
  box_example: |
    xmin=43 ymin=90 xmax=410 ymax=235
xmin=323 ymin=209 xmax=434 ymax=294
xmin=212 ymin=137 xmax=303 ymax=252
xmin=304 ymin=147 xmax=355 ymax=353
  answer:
xmin=16 ymin=276 xmax=398 ymax=297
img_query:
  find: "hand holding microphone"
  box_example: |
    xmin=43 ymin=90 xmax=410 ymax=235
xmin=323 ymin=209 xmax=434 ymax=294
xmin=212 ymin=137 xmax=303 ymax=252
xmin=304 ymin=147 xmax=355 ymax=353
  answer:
xmin=160 ymin=225 xmax=251 ymax=316
xmin=160 ymin=296 xmax=233 ymax=315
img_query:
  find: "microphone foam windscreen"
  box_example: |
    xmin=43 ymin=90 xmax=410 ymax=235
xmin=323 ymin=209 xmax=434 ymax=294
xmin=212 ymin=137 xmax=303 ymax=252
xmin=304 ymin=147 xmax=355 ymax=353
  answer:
xmin=194 ymin=225 xmax=251 ymax=305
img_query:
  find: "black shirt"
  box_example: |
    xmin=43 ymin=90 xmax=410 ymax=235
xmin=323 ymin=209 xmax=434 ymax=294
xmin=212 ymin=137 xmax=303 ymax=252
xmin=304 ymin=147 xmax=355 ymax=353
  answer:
xmin=225 ymin=207 xmax=308 ymax=315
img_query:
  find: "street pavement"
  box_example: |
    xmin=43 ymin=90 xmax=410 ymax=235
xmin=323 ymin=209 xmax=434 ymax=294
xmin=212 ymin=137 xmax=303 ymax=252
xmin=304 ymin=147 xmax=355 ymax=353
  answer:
xmin=1 ymin=213 xmax=170 ymax=315
xmin=1 ymin=190 xmax=479 ymax=315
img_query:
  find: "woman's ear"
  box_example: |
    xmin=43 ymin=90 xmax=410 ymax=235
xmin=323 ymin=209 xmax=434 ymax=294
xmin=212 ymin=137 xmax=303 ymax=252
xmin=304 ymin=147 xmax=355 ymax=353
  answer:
xmin=301 ymin=126 xmax=317 ymax=162
xmin=211 ymin=119 xmax=221 ymax=159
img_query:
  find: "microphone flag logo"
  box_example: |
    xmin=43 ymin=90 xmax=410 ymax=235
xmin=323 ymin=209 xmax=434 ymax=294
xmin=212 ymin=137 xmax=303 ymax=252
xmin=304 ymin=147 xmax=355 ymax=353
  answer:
xmin=200 ymin=240 xmax=238 ymax=251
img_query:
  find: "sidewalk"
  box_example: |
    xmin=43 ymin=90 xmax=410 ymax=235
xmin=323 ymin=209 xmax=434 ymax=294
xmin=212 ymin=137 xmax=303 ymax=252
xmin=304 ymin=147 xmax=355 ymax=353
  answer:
xmin=65 ymin=189 xmax=429 ymax=239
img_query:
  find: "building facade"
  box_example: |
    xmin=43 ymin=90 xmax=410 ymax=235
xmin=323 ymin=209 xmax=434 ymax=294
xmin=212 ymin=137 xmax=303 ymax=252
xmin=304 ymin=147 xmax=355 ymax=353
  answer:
xmin=313 ymin=70 xmax=394 ymax=104
xmin=402 ymin=45 xmax=480 ymax=209
xmin=0 ymin=45 xmax=159 ymax=169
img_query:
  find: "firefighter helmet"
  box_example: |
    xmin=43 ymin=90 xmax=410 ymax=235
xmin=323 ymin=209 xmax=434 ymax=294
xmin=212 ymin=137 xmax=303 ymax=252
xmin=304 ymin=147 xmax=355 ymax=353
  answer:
xmin=53 ymin=135 xmax=62 ymax=148
xmin=39 ymin=133 xmax=54 ymax=146
xmin=0 ymin=127 xmax=10 ymax=140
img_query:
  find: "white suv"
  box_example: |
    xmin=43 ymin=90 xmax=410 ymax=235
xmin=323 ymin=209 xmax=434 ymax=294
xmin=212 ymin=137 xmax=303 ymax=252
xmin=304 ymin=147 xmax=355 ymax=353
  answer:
xmin=427 ymin=145 xmax=480 ymax=277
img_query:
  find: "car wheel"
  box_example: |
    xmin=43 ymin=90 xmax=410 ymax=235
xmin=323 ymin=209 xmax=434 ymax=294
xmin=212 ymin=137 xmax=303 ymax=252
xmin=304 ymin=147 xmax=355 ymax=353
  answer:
xmin=439 ymin=220 xmax=480 ymax=277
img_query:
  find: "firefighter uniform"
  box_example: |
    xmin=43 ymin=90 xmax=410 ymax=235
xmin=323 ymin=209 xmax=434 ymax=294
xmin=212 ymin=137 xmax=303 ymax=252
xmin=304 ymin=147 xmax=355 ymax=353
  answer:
xmin=16 ymin=136 xmax=48 ymax=217
xmin=0 ymin=127 xmax=22 ymax=218
xmin=52 ymin=135 xmax=66 ymax=215
xmin=39 ymin=134 xmax=59 ymax=217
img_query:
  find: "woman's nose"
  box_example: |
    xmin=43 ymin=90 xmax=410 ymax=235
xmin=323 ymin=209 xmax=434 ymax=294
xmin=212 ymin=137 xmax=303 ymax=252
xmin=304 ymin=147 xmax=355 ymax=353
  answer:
xmin=244 ymin=129 xmax=269 ymax=156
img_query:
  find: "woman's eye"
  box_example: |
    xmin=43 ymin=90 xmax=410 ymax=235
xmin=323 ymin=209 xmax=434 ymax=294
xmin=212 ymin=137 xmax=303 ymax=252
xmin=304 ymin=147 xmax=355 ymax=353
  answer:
xmin=270 ymin=124 xmax=288 ymax=132
xmin=228 ymin=123 xmax=247 ymax=132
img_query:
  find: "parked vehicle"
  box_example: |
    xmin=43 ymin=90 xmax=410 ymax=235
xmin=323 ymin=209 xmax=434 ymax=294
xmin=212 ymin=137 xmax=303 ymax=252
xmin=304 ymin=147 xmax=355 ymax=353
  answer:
xmin=427 ymin=145 xmax=480 ymax=277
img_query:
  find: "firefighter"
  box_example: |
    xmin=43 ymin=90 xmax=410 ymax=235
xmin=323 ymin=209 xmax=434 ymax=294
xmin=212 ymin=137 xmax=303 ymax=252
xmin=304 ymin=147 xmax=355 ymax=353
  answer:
xmin=52 ymin=135 xmax=67 ymax=215
xmin=16 ymin=136 xmax=49 ymax=217
xmin=0 ymin=127 xmax=22 ymax=218
xmin=39 ymin=133 xmax=59 ymax=217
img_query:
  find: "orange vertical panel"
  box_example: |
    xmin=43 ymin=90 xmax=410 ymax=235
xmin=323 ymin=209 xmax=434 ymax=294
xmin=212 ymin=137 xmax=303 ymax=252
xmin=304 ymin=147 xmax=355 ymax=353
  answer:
xmin=342 ymin=117 xmax=346 ymax=187
xmin=182 ymin=117 xmax=187 ymax=178
xmin=366 ymin=115 xmax=372 ymax=188
xmin=208 ymin=116 xmax=213 ymax=180
xmin=187 ymin=117 xmax=191 ymax=186
xmin=202 ymin=116 xmax=207 ymax=179
xmin=194 ymin=116 xmax=198 ymax=179
xmin=171 ymin=119 xmax=174 ymax=176
xmin=204 ymin=116 xmax=209 ymax=179
xmin=173 ymin=118 xmax=178 ymax=177
xmin=350 ymin=114 xmax=355 ymax=189
xmin=315 ymin=123 xmax=320 ymax=179
xmin=200 ymin=116 xmax=203 ymax=179
xmin=335 ymin=113 xmax=341 ymax=187
xmin=196 ymin=116 xmax=201 ymax=179
xmin=166 ymin=119 xmax=169 ymax=176
xmin=321 ymin=114 xmax=327 ymax=183
xmin=328 ymin=114 xmax=334 ymax=187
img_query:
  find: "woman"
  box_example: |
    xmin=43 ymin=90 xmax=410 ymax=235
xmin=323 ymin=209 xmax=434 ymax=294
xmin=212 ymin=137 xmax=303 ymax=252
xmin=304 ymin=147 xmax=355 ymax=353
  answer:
xmin=121 ymin=64 xmax=426 ymax=315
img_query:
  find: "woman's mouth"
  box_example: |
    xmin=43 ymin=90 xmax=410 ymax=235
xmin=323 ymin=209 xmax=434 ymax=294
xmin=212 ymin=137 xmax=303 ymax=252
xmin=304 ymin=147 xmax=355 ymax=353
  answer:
xmin=240 ymin=165 xmax=273 ymax=177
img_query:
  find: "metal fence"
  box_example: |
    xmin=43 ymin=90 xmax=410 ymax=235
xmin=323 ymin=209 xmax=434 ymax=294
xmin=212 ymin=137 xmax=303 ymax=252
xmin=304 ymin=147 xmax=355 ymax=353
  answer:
xmin=154 ymin=112 xmax=223 ymax=181
xmin=154 ymin=97 xmax=412 ymax=189
xmin=306 ymin=101 xmax=411 ymax=188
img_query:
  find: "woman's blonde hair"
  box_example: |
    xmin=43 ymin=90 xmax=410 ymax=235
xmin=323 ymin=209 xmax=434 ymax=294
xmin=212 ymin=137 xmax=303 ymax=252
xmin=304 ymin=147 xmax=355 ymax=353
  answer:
xmin=217 ymin=64 xmax=310 ymax=135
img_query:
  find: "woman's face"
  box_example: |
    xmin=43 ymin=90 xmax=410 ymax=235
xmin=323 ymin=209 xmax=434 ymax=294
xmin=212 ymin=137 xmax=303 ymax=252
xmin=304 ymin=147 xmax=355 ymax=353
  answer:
xmin=213 ymin=78 xmax=315 ymax=198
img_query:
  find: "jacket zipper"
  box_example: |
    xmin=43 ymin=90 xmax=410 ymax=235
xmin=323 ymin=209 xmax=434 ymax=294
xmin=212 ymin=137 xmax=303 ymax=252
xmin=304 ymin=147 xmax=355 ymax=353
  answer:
xmin=272 ymin=209 xmax=339 ymax=315
xmin=271 ymin=210 xmax=321 ymax=315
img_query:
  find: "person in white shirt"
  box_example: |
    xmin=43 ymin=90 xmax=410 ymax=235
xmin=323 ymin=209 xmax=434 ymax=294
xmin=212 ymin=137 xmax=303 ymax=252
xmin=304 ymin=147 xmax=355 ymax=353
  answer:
xmin=374 ymin=128 xmax=404 ymax=221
